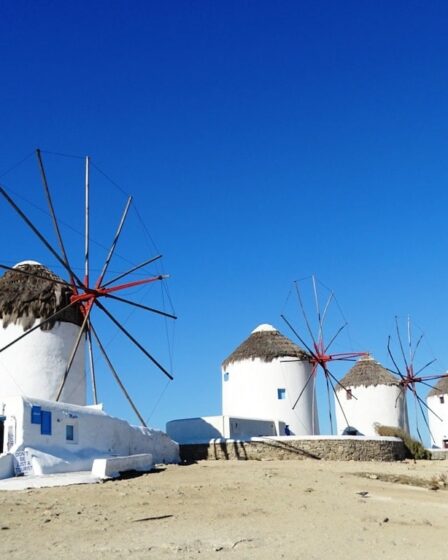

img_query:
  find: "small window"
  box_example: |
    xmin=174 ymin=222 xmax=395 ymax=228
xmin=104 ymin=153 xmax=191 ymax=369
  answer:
xmin=277 ymin=388 xmax=286 ymax=400
xmin=223 ymin=372 xmax=229 ymax=382
xmin=31 ymin=406 xmax=42 ymax=424
xmin=346 ymin=389 xmax=353 ymax=400
xmin=66 ymin=425 xmax=74 ymax=441
xmin=440 ymin=396 xmax=445 ymax=404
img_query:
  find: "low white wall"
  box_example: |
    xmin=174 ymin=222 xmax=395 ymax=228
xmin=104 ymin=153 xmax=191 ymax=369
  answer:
xmin=27 ymin=447 xmax=95 ymax=475
xmin=0 ymin=453 xmax=14 ymax=480
xmin=228 ymin=417 xmax=277 ymax=439
xmin=167 ymin=416 xmax=225 ymax=444
xmin=92 ymin=454 xmax=153 ymax=479
xmin=167 ymin=415 xmax=278 ymax=444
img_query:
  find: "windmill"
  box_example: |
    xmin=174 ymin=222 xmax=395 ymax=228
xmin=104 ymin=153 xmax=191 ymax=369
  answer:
xmin=387 ymin=316 xmax=448 ymax=444
xmin=0 ymin=149 xmax=176 ymax=427
xmin=281 ymin=275 xmax=367 ymax=434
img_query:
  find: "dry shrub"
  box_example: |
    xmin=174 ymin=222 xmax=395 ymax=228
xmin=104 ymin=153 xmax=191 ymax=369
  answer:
xmin=375 ymin=425 xmax=431 ymax=460
xmin=430 ymin=473 xmax=447 ymax=490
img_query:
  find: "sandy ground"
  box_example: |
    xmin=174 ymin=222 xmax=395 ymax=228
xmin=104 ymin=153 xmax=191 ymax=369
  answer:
xmin=1 ymin=459 xmax=447 ymax=559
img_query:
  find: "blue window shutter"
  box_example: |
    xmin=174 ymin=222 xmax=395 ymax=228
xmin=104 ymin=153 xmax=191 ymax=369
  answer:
xmin=31 ymin=406 xmax=42 ymax=424
xmin=66 ymin=425 xmax=74 ymax=441
xmin=40 ymin=411 xmax=52 ymax=435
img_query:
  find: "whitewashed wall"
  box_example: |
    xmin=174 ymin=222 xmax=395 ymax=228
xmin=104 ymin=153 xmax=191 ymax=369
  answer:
xmin=0 ymin=454 xmax=13 ymax=479
xmin=167 ymin=416 xmax=226 ymax=443
xmin=334 ymin=384 xmax=408 ymax=436
xmin=0 ymin=320 xmax=86 ymax=405
xmin=222 ymin=357 xmax=318 ymax=436
xmin=166 ymin=415 xmax=278 ymax=443
xmin=427 ymin=394 xmax=448 ymax=448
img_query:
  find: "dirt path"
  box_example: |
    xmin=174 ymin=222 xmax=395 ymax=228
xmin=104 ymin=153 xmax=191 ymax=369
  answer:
xmin=1 ymin=459 xmax=447 ymax=559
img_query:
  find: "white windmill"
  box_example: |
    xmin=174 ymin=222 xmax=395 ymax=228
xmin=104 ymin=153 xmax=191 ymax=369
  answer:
xmin=387 ymin=316 xmax=448 ymax=444
xmin=221 ymin=323 xmax=317 ymax=436
xmin=334 ymin=354 xmax=408 ymax=436
xmin=0 ymin=149 xmax=176 ymax=426
xmin=427 ymin=378 xmax=448 ymax=448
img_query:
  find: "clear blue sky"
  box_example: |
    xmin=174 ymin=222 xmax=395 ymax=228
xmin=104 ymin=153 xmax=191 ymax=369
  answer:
xmin=1 ymin=1 xmax=448 ymax=444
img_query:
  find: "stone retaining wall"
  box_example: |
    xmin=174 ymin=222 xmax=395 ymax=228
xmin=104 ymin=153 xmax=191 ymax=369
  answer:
xmin=430 ymin=449 xmax=448 ymax=460
xmin=180 ymin=437 xmax=408 ymax=462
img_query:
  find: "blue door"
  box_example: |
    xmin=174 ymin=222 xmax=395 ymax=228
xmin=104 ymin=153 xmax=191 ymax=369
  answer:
xmin=40 ymin=411 xmax=52 ymax=435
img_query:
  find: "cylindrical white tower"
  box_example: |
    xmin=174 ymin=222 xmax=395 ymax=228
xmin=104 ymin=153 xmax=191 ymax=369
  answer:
xmin=427 ymin=378 xmax=448 ymax=448
xmin=334 ymin=354 xmax=408 ymax=436
xmin=0 ymin=262 xmax=86 ymax=405
xmin=221 ymin=324 xmax=318 ymax=436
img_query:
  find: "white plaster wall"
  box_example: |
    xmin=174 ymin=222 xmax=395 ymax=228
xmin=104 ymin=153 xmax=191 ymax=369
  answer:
xmin=2 ymin=396 xmax=179 ymax=475
xmin=427 ymin=394 xmax=448 ymax=448
xmin=0 ymin=454 xmax=14 ymax=480
xmin=222 ymin=357 xmax=318 ymax=436
xmin=92 ymin=454 xmax=154 ymax=479
xmin=0 ymin=320 xmax=86 ymax=405
xmin=2 ymin=396 xmax=23 ymax=453
xmin=334 ymin=384 xmax=408 ymax=436
xmin=166 ymin=416 xmax=226 ymax=443
xmin=166 ymin=415 xmax=278 ymax=443
xmin=228 ymin=417 xmax=277 ymax=439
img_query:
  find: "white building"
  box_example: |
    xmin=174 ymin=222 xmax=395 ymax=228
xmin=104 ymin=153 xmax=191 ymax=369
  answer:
xmin=221 ymin=324 xmax=318 ymax=436
xmin=0 ymin=396 xmax=178 ymax=479
xmin=427 ymin=378 xmax=448 ymax=449
xmin=0 ymin=261 xmax=86 ymax=405
xmin=334 ymin=354 xmax=408 ymax=436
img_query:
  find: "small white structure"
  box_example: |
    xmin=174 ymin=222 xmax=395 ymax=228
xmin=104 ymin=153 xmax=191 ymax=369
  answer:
xmin=427 ymin=378 xmax=448 ymax=449
xmin=166 ymin=415 xmax=280 ymax=444
xmin=221 ymin=324 xmax=317 ymax=436
xmin=334 ymin=354 xmax=408 ymax=436
xmin=0 ymin=396 xmax=179 ymax=479
xmin=0 ymin=262 xmax=86 ymax=405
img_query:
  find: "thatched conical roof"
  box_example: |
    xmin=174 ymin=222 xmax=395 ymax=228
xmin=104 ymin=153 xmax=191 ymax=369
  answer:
xmin=222 ymin=324 xmax=310 ymax=369
xmin=428 ymin=376 xmax=448 ymax=397
xmin=0 ymin=261 xmax=83 ymax=331
xmin=337 ymin=354 xmax=399 ymax=390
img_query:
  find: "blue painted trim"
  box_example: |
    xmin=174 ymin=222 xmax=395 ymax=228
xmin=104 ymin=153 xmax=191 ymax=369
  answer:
xmin=31 ymin=406 xmax=42 ymax=424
